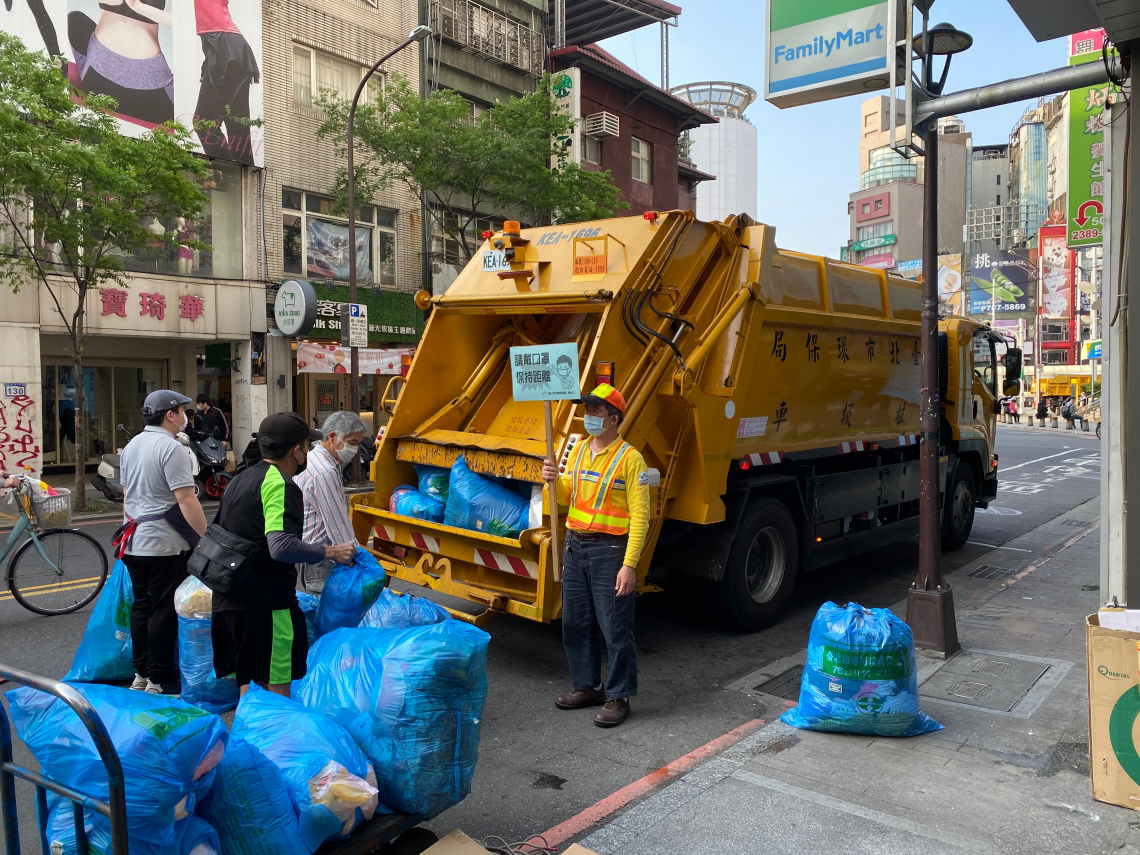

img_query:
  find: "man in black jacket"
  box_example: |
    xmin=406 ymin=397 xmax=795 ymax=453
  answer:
xmin=194 ymin=394 xmax=228 ymax=443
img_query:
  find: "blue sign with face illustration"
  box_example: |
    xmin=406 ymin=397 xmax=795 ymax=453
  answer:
xmin=509 ymin=343 xmax=581 ymax=402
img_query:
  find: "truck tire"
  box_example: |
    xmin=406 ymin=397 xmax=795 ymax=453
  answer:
xmin=941 ymin=462 xmax=976 ymax=551
xmin=715 ymin=499 xmax=799 ymax=631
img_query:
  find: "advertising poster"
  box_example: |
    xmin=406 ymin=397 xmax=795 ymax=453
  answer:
xmin=296 ymin=342 xmax=413 ymax=375
xmin=937 ymin=254 xmax=964 ymax=315
xmin=969 ymin=251 xmax=1033 ymax=314
xmin=306 ymin=220 xmax=372 ymax=282
xmin=1068 ymin=30 xmax=1109 ymax=248
xmin=1040 ymin=226 xmax=1073 ymax=319
xmin=1 ymin=0 xmax=263 ymax=165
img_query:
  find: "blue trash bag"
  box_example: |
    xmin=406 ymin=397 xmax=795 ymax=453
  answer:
xmin=780 ymin=602 xmax=942 ymax=737
xmin=444 ymin=454 xmax=529 ymax=539
xmin=178 ymin=617 xmax=239 ymax=714
xmin=415 ymin=464 xmax=451 ymax=502
xmin=297 ymin=590 xmax=320 ymax=647
xmin=395 ymin=487 xmax=445 ymax=523
xmin=197 ymin=737 xmax=309 ymax=855
xmin=231 ymin=684 xmax=383 ymax=852
xmin=45 ymin=795 xmax=219 ymax=855
xmin=360 ymin=588 xmax=451 ymax=630
xmin=314 ymin=546 xmax=388 ymax=638
xmin=293 ymin=622 xmax=490 ymax=819
xmin=64 ymin=558 xmax=134 ymax=682
xmin=9 ymin=684 xmax=228 ymax=849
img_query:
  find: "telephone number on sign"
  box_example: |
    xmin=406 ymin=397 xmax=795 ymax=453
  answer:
xmin=1072 ymin=228 xmax=1102 ymax=241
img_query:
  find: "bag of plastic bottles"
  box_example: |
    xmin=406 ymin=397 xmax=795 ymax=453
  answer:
xmin=297 ymin=590 xmax=320 ymax=646
xmin=63 ymin=558 xmax=134 ymax=682
xmin=444 ymin=455 xmax=529 ymax=539
xmin=9 ymin=684 xmax=228 ymax=849
xmin=360 ymin=587 xmax=451 ymax=630
xmin=45 ymin=795 xmax=219 ymax=855
xmin=314 ymin=546 xmax=388 ymax=638
xmin=174 ymin=577 xmax=239 ymax=714
xmin=294 ymin=621 xmax=490 ymax=819
xmin=231 ymin=684 xmax=382 ymax=851
xmin=780 ymin=601 xmax=942 ymax=737
xmin=394 ymin=486 xmax=445 ymax=523
xmin=415 ymin=464 xmax=451 ymax=502
xmin=197 ymin=737 xmax=309 ymax=855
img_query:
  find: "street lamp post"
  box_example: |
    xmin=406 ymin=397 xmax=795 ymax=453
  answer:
xmin=907 ymin=22 xmax=972 ymax=655
xmin=345 ymin=24 xmax=432 ymax=482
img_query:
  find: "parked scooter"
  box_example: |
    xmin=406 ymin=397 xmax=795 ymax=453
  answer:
xmin=91 ymin=424 xmax=135 ymax=501
xmin=188 ymin=431 xmax=230 ymax=499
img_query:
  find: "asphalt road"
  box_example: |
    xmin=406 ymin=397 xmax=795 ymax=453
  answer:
xmin=0 ymin=424 xmax=1100 ymax=848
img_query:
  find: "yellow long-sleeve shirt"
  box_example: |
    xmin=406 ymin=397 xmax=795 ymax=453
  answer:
xmin=554 ymin=438 xmax=650 ymax=567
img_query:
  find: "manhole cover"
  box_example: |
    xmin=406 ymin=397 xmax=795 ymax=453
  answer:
xmin=967 ymin=564 xmax=1016 ymax=581
xmin=976 ymin=507 xmax=1023 ymax=516
xmin=755 ymin=665 xmax=803 ymax=700
xmin=921 ymin=652 xmax=1049 ymax=711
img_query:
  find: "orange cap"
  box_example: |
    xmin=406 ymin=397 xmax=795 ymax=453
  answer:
xmin=572 ymin=382 xmax=626 ymax=413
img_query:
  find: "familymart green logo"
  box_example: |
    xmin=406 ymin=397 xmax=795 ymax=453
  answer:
xmin=1099 ymin=665 xmax=1132 ymax=680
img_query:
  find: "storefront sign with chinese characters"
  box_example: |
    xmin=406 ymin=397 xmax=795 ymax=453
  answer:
xmin=1068 ymin=30 xmax=1111 ymax=248
xmin=99 ymin=289 xmax=207 ymax=322
xmin=269 ymin=282 xmax=420 ymax=346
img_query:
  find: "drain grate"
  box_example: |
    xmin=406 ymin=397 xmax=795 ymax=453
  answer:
xmin=754 ymin=665 xmax=804 ymax=700
xmin=967 ymin=564 xmax=1016 ymax=581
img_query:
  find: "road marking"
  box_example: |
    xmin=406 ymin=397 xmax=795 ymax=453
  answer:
xmin=0 ymin=579 xmax=101 ymax=602
xmin=1001 ymin=449 xmax=1090 ymax=472
xmin=539 ymin=718 xmax=766 ymax=848
xmin=731 ymin=768 xmax=992 ymax=852
xmin=2 ymin=574 xmax=102 ymax=594
xmin=967 ymin=542 xmax=1031 ymax=552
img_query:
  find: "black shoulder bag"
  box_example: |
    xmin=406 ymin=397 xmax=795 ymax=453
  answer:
xmin=187 ymin=508 xmax=263 ymax=594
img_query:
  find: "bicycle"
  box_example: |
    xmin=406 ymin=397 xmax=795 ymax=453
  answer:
xmin=1 ymin=476 xmax=108 ymax=615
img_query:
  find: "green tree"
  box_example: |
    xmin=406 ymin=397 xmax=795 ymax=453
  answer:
xmin=317 ymin=73 xmax=626 ymax=269
xmin=0 ymin=32 xmax=208 ymax=508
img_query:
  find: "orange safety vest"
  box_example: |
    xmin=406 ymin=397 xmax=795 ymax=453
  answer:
xmin=566 ymin=439 xmax=635 ymax=535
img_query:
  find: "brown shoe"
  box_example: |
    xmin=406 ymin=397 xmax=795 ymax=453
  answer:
xmin=593 ymin=698 xmax=630 ymax=727
xmin=555 ymin=687 xmax=606 ymax=710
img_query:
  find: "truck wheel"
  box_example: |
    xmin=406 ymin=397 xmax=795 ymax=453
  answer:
xmin=941 ymin=463 xmax=976 ymax=551
xmin=715 ymin=499 xmax=799 ymax=631
xmin=1097 ymin=421 xmax=1102 ymax=439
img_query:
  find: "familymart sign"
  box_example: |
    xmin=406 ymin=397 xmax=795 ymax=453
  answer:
xmin=766 ymin=0 xmax=892 ymax=109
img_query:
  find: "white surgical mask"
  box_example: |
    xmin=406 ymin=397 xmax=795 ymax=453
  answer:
xmin=178 ymin=410 xmax=188 ymax=430
xmin=583 ymin=415 xmax=606 ymax=436
xmin=336 ymin=442 xmax=360 ymax=464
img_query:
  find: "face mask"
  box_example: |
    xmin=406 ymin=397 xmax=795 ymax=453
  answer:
xmin=583 ymin=415 xmax=606 ymax=436
xmin=336 ymin=442 xmax=360 ymax=464
xmin=294 ymin=446 xmax=308 ymax=474
xmin=177 ymin=410 xmax=188 ymax=431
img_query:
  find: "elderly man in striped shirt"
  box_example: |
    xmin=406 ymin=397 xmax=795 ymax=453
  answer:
xmin=294 ymin=410 xmax=368 ymax=592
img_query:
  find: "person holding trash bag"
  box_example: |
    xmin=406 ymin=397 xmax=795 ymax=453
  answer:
xmin=210 ymin=412 xmax=355 ymax=696
xmin=117 ymin=390 xmax=208 ymax=695
xmin=294 ymin=410 xmax=367 ymax=593
xmin=541 ymin=383 xmax=650 ymax=728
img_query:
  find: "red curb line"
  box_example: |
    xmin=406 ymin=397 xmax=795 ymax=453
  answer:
xmin=539 ymin=717 xmax=766 ymax=848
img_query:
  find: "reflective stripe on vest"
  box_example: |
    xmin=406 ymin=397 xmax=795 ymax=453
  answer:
xmin=566 ymin=440 xmax=634 ymax=535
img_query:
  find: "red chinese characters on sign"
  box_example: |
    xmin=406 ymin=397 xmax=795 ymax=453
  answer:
xmin=179 ymin=295 xmax=205 ymax=321
xmin=139 ymin=292 xmax=166 ymax=320
xmin=100 ymin=288 xmax=128 ymax=317
xmin=0 ymin=394 xmax=40 ymax=474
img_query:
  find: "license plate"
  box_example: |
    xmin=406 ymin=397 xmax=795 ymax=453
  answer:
xmin=483 ymin=250 xmax=510 ymax=272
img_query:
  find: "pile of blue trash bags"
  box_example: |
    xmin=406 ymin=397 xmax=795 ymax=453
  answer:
xmin=781 ymin=601 xmax=942 ymax=737
xmin=44 ymin=549 xmax=490 ymax=852
xmin=389 ymin=457 xmax=537 ymax=539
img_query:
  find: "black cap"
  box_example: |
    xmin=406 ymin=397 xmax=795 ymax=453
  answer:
xmin=142 ymin=390 xmax=193 ymax=415
xmin=257 ymin=412 xmax=324 ymax=446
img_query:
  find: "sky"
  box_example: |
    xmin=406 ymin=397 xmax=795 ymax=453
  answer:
xmin=599 ymin=0 xmax=1073 ymax=257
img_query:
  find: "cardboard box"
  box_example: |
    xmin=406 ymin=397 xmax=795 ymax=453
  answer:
xmin=1087 ymin=613 xmax=1140 ymax=809
xmin=421 ymin=831 xmax=600 ymax=855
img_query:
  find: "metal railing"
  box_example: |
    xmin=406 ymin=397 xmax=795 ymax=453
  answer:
xmin=429 ymin=0 xmax=545 ymax=78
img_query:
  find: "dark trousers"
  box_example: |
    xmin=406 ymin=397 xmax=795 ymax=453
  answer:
xmin=195 ymin=72 xmax=254 ymax=165
xmin=561 ymin=533 xmax=637 ymax=699
xmin=123 ymin=552 xmax=189 ymax=684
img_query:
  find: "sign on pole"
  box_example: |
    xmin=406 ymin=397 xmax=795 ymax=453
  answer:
xmin=509 ymin=342 xmax=581 ymax=583
xmin=1068 ymin=31 xmax=1110 ymax=248
xmin=765 ymin=0 xmax=892 ymax=109
xmin=341 ymin=303 xmax=368 ymax=348
xmin=274 ymin=279 xmax=318 ymax=337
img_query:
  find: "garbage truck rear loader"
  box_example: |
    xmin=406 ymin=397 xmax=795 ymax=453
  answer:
xmin=351 ymin=212 xmax=1016 ymax=630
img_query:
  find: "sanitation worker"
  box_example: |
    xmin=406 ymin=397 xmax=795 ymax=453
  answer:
xmin=542 ymin=383 xmax=650 ymax=728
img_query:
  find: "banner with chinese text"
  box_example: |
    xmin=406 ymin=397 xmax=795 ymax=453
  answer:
xmin=1067 ymin=31 xmax=1110 ymax=248
xmin=937 ymin=254 xmax=964 ymax=315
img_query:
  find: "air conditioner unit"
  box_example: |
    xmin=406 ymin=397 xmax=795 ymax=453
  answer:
xmin=584 ymin=111 xmax=620 ymax=138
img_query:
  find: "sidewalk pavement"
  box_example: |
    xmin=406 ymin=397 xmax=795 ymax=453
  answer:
xmin=573 ymin=497 xmax=1135 ymax=855
xmin=998 ymin=420 xmax=1099 ymax=438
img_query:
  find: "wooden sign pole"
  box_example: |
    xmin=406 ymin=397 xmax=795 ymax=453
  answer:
xmin=544 ymin=400 xmax=562 ymax=583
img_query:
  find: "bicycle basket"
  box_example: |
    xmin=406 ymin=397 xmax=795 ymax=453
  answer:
xmin=32 ymin=487 xmax=72 ymax=527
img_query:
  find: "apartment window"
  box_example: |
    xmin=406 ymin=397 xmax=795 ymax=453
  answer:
xmin=874 ymin=199 xmax=883 ymax=210
xmin=997 ymin=174 xmax=1002 ymax=185
xmin=996 ymin=194 xmax=1001 ymax=205
xmin=1043 ymin=349 xmax=1070 ymax=364
xmin=631 ymin=137 xmax=652 ymax=184
xmin=293 ymin=45 xmax=379 ymax=109
xmin=583 ymin=135 xmax=602 ymax=165
xmin=861 ymin=203 xmax=870 ymax=214
xmin=856 ymin=222 xmax=892 ymax=241
xmin=282 ymin=190 xmax=397 ymax=287
xmin=1042 ymin=323 xmax=1068 ymax=342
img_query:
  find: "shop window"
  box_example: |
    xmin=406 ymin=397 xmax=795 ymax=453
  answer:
xmin=584 ymin=135 xmax=602 ymax=165
xmin=293 ymin=44 xmax=380 ymax=110
xmin=283 ymin=190 xmax=397 ymax=287
xmin=122 ymin=161 xmax=243 ymax=279
xmin=632 ymin=137 xmax=652 ymax=184
xmin=1043 ymin=349 xmax=1070 ymax=364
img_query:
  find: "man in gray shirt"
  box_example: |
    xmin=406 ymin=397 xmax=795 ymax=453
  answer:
xmin=118 ymin=390 xmax=208 ymax=694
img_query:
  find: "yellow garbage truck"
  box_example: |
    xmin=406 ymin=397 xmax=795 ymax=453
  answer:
xmin=350 ymin=212 xmax=1017 ymax=630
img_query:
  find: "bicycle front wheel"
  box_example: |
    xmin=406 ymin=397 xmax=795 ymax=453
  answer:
xmin=8 ymin=528 xmax=109 ymax=616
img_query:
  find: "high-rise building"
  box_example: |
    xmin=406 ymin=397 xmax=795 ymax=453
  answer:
xmin=669 ymin=81 xmax=758 ymax=221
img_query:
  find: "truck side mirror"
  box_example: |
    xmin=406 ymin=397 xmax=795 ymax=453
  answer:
xmin=1003 ymin=378 xmax=1021 ymax=398
xmin=1003 ymin=348 xmax=1023 ymax=381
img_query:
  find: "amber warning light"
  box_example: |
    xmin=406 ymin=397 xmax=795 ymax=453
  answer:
xmin=595 ymin=361 xmax=614 ymax=388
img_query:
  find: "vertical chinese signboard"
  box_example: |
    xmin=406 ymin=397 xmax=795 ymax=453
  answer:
xmin=1039 ymin=225 xmax=1073 ymax=319
xmin=550 ymin=68 xmax=581 ymax=170
xmin=937 ymin=254 xmax=964 ymax=315
xmin=1068 ymin=30 xmax=1110 ymax=248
